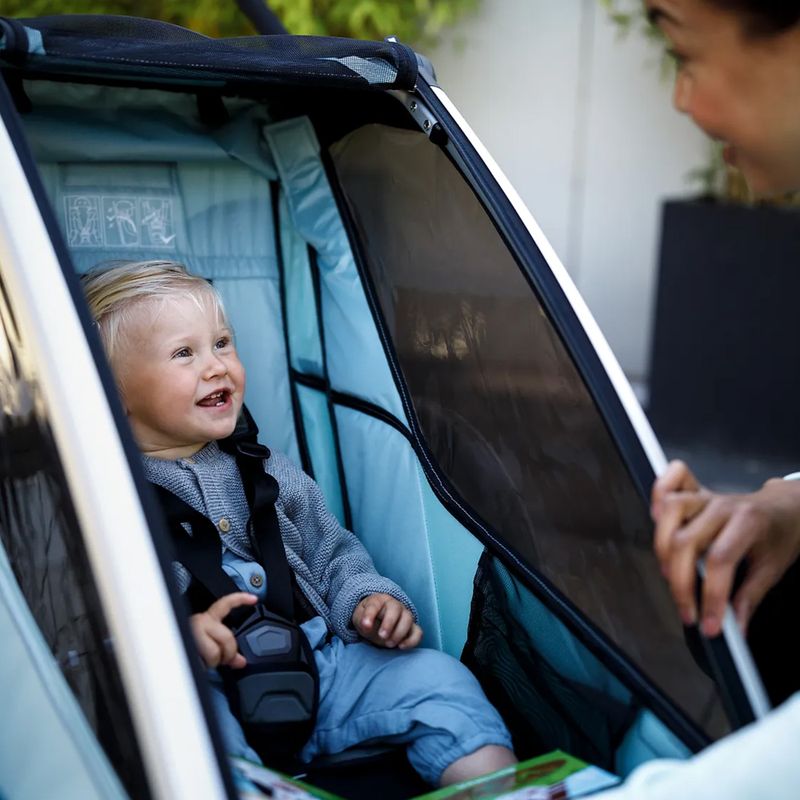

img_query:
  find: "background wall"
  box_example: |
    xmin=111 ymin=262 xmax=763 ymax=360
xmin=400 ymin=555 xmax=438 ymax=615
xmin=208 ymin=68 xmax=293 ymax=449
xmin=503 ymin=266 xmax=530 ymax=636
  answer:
xmin=425 ymin=0 xmax=708 ymax=385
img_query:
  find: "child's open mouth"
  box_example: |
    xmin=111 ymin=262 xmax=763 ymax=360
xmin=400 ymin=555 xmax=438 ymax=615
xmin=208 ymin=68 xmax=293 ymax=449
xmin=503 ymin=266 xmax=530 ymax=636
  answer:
xmin=197 ymin=389 xmax=231 ymax=408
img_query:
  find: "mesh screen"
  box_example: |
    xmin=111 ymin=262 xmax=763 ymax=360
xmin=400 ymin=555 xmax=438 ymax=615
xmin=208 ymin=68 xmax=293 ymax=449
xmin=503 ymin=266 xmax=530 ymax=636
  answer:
xmin=8 ymin=15 xmax=417 ymax=90
xmin=328 ymin=123 xmax=729 ymax=740
xmin=463 ymin=553 xmax=636 ymax=770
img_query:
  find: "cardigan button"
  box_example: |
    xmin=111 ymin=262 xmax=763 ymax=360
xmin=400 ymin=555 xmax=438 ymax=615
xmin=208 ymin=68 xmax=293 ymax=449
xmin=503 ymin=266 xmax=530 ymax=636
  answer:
xmin=249 ymin=574 xmax=264 ymax=589
xmin=218 ymin=517 xmax=231 ymax=533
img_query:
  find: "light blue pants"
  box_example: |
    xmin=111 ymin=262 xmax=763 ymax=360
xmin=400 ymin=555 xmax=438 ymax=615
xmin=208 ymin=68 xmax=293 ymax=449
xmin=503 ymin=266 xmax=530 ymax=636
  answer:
xmin=211 ymin=616 xmax=512 ymax=785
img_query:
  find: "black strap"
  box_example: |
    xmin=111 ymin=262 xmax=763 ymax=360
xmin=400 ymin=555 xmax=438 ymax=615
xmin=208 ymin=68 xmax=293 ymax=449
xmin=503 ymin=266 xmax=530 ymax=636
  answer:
xmin=153 ymin=424 xmax=296 ymax=623
xmin=154 ymin=486 xmax=241 ymax=601
xmin=232 ymin=440 xmax=295 ymax=621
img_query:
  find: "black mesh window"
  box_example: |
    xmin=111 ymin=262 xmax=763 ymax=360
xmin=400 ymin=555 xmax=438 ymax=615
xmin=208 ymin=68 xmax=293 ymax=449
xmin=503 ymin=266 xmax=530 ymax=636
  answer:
xmin=329 ymin=124 xmax=727 ymax=739
xmin=0 ymin=279 xmax=150 ymax=798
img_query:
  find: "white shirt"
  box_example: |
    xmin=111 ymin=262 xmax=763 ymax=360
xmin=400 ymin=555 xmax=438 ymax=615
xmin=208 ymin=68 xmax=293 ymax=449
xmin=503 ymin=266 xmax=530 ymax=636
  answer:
xmin=593 ymin=692 xmax=800 ymax=799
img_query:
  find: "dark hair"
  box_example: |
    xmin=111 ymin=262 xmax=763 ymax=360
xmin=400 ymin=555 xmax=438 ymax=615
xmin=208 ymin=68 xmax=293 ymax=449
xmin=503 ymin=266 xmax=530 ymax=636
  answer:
xmin=707 ymin=1 xmax=800 ymax=35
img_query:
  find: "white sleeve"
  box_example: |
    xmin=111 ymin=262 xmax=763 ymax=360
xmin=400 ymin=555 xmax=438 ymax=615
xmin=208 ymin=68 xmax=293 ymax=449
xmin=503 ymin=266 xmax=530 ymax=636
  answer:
xmin=591 ymin=692 xmax=800 ymax=800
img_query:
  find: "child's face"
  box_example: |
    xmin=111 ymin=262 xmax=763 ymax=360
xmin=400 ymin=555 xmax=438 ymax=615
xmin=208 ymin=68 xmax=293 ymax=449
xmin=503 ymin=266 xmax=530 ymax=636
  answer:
xmin=114 ymin=294 xmax=245 ymax=459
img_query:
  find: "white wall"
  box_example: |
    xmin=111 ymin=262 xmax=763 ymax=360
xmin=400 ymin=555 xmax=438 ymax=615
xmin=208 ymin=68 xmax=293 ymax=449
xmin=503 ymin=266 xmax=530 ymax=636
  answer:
xmin=425 ymin=0 xmax=708 ymax=381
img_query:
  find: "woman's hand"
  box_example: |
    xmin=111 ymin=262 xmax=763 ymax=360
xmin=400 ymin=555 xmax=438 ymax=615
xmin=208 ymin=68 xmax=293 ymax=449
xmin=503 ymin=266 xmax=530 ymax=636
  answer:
xmin=352 ymin=593 xmax=423 ymax=650
xmin=190 ymin=592 xmax=258 ymax=668
xmin=652 ymin=460 xmax=800 ymax=636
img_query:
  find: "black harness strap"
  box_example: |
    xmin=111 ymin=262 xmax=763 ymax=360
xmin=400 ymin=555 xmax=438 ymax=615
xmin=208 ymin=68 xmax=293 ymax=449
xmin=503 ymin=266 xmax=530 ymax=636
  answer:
xmin=226 ymin=439 xmax=295 ymax=622
xmin=152 ymin=420 xmax=321 ymax=761
xmin=154 ymin=486 xmax=241 ymax=600
xmin=154 ymin=435 xmax=296 ymax=624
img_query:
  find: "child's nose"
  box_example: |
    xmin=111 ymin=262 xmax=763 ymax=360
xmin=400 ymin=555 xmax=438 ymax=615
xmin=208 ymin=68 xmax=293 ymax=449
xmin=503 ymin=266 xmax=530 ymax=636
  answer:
xmin=202 ymin=353 xmax=227 ymax=378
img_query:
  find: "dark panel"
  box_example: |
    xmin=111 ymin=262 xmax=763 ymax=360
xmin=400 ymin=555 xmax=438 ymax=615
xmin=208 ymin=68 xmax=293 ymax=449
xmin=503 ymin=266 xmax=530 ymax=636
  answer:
xmin=650 ymin=199 xmax=800 ymax=458
xmin=329 ymin=124 xmax=727 ymax=739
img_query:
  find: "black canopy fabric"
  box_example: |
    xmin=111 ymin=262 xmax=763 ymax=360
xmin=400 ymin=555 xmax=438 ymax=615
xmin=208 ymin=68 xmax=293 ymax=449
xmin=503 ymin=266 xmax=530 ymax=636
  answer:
xmin=0 ymin=15 xmax=418 ymax=90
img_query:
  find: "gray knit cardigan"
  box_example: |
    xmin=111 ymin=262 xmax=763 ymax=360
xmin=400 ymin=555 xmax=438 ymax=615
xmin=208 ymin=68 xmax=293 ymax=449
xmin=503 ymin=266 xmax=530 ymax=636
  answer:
xmin=143 ymin=442 xmax=416 ymax=643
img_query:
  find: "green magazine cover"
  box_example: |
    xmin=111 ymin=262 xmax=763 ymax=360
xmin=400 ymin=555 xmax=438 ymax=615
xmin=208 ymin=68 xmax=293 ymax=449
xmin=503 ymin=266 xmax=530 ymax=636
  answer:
xmin=232 ymin=750 xmax=619 ymax=800
xmin=415 ymin=750 xmax=618 ymax=799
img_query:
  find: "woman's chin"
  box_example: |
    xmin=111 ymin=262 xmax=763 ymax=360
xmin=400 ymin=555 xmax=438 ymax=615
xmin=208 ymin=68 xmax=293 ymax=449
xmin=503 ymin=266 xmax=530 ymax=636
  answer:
xmin=739 ymin=161 xmax=800 ymax=199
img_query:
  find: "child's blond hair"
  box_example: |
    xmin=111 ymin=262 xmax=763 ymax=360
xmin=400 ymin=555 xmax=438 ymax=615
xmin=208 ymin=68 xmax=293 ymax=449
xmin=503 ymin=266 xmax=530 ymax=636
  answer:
xmin=82 ymin=260 xmax=227 ymax=364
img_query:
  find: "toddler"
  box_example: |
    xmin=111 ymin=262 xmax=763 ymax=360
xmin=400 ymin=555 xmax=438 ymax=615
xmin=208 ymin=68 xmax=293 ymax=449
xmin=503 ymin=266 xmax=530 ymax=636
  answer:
xmin=83 ymin=259 xmax=515 ymax=787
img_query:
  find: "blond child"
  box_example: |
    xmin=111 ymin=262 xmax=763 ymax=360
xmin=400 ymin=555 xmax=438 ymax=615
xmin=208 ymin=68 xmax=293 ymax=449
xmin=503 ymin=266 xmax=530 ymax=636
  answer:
xmin=83 ymin=260 xmax=515 ymax=787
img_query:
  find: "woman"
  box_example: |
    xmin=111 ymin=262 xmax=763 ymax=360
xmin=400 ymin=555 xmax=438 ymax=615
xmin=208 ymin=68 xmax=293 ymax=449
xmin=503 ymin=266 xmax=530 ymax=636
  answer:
xmin=593 ymin=2 xmax=800 ymax=797
xmin=646 ymin=0 xmax=800 ymax=645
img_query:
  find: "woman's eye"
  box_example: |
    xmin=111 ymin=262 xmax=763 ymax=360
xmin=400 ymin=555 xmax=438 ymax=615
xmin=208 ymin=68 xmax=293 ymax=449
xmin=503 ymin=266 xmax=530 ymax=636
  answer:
xmin=668 ymin=49 xmax=687 ymax=69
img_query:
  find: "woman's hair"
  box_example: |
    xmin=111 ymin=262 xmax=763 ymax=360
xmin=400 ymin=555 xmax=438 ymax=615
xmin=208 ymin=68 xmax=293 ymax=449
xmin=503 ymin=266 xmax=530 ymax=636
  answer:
xmin=82 ymin=260 xmax=226 ymax=363
xmin=707 ymin=1 xmax=800 ymax=35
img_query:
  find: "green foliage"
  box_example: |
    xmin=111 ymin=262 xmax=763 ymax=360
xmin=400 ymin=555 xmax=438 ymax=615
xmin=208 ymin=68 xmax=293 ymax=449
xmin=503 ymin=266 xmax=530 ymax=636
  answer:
xmin=0 ymin=0 xmax=480 ymax=43
xmin=598 ymin=0 xmax=674 ymax=78
xmin=598 ymin=0 xmax=648 ymax=36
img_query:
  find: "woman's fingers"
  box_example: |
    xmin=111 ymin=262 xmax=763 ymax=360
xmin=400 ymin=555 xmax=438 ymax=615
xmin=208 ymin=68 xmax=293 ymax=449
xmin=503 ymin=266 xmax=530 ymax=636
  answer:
xmin=666 ymin=496 xmax=730 ymax=626
xmin=652 ymin=460 xmax=701 ymax=519
xmin=653 ymin=489 xmax=710 ymax=569
xmin=699 ymin=504 xmax=762 ymax=636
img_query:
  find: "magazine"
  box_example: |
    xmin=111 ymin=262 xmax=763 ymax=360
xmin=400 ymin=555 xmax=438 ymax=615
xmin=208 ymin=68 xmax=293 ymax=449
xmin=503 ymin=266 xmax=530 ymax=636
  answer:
xmin=232 ymin=750 xmax=619 ymax=800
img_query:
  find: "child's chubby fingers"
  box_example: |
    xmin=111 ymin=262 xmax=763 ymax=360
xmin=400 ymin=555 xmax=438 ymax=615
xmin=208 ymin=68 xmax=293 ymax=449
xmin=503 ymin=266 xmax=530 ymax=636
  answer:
xmin=206 ymin=591 xmax=258 ymax=622
xmin=209 ymin=620 xmax=246 ymax=669
xmin=376 ymin=598 xmax=404 ymax=643
xmin=191 ymin=621 xmax=222 ymax=667
xmin=191 ymin=616 xmax=242 ymax=669
xmin=190 ymin=595 xmax=255 ymax=669
xmin=383 ymin=606 xmax=414 ymax=647
xmin=352 ymin=593 xmax=390 ymax=636
xmin=397 ymin=622 xmax=423 ymax=651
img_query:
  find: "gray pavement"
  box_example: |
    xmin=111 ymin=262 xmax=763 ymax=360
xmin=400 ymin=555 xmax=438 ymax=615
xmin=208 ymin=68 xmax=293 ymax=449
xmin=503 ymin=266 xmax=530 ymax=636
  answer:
xmin=662 ymin=442 xmax=799 ymax=494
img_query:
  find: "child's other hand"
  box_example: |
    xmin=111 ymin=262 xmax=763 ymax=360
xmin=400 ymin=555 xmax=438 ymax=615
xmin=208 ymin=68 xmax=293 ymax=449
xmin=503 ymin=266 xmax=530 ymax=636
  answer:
xmin=190 ymin=592 xmax=258 ymax=669
xmin=352 ymin=593 xmax=423 ymax=650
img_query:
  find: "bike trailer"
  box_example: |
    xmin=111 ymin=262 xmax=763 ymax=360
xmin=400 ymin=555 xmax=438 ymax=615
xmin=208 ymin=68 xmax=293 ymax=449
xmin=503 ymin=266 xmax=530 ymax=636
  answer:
xmin=0 ymin=13 xmax=770 ymax=800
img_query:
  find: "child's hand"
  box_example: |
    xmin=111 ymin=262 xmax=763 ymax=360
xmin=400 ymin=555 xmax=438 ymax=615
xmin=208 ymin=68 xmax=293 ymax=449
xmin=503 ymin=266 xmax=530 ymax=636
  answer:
xmin=352 ymin=593 xmax=423 ymax=650
xmin=190 ymin=592 xmax=258 ymax=669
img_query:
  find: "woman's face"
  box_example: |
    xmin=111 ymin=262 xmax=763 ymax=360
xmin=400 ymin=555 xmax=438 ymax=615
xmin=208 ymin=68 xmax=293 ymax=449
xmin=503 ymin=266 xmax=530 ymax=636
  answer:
xmin=646 ymin=0 xmax=800 ymax=196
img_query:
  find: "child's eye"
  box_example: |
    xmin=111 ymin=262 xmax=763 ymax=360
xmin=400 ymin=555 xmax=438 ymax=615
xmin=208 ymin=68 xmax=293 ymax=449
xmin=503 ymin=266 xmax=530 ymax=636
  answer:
xmin=172 ymin=347 xmax=192 ymax=359
xmin=215 ymin=336 xmax=231 ymax=350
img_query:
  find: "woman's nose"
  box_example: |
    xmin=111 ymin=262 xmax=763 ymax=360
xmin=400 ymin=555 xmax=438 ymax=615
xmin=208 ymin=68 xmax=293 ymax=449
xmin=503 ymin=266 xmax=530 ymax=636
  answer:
xmin=673 ymin=71 xmax=692 ymax=114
